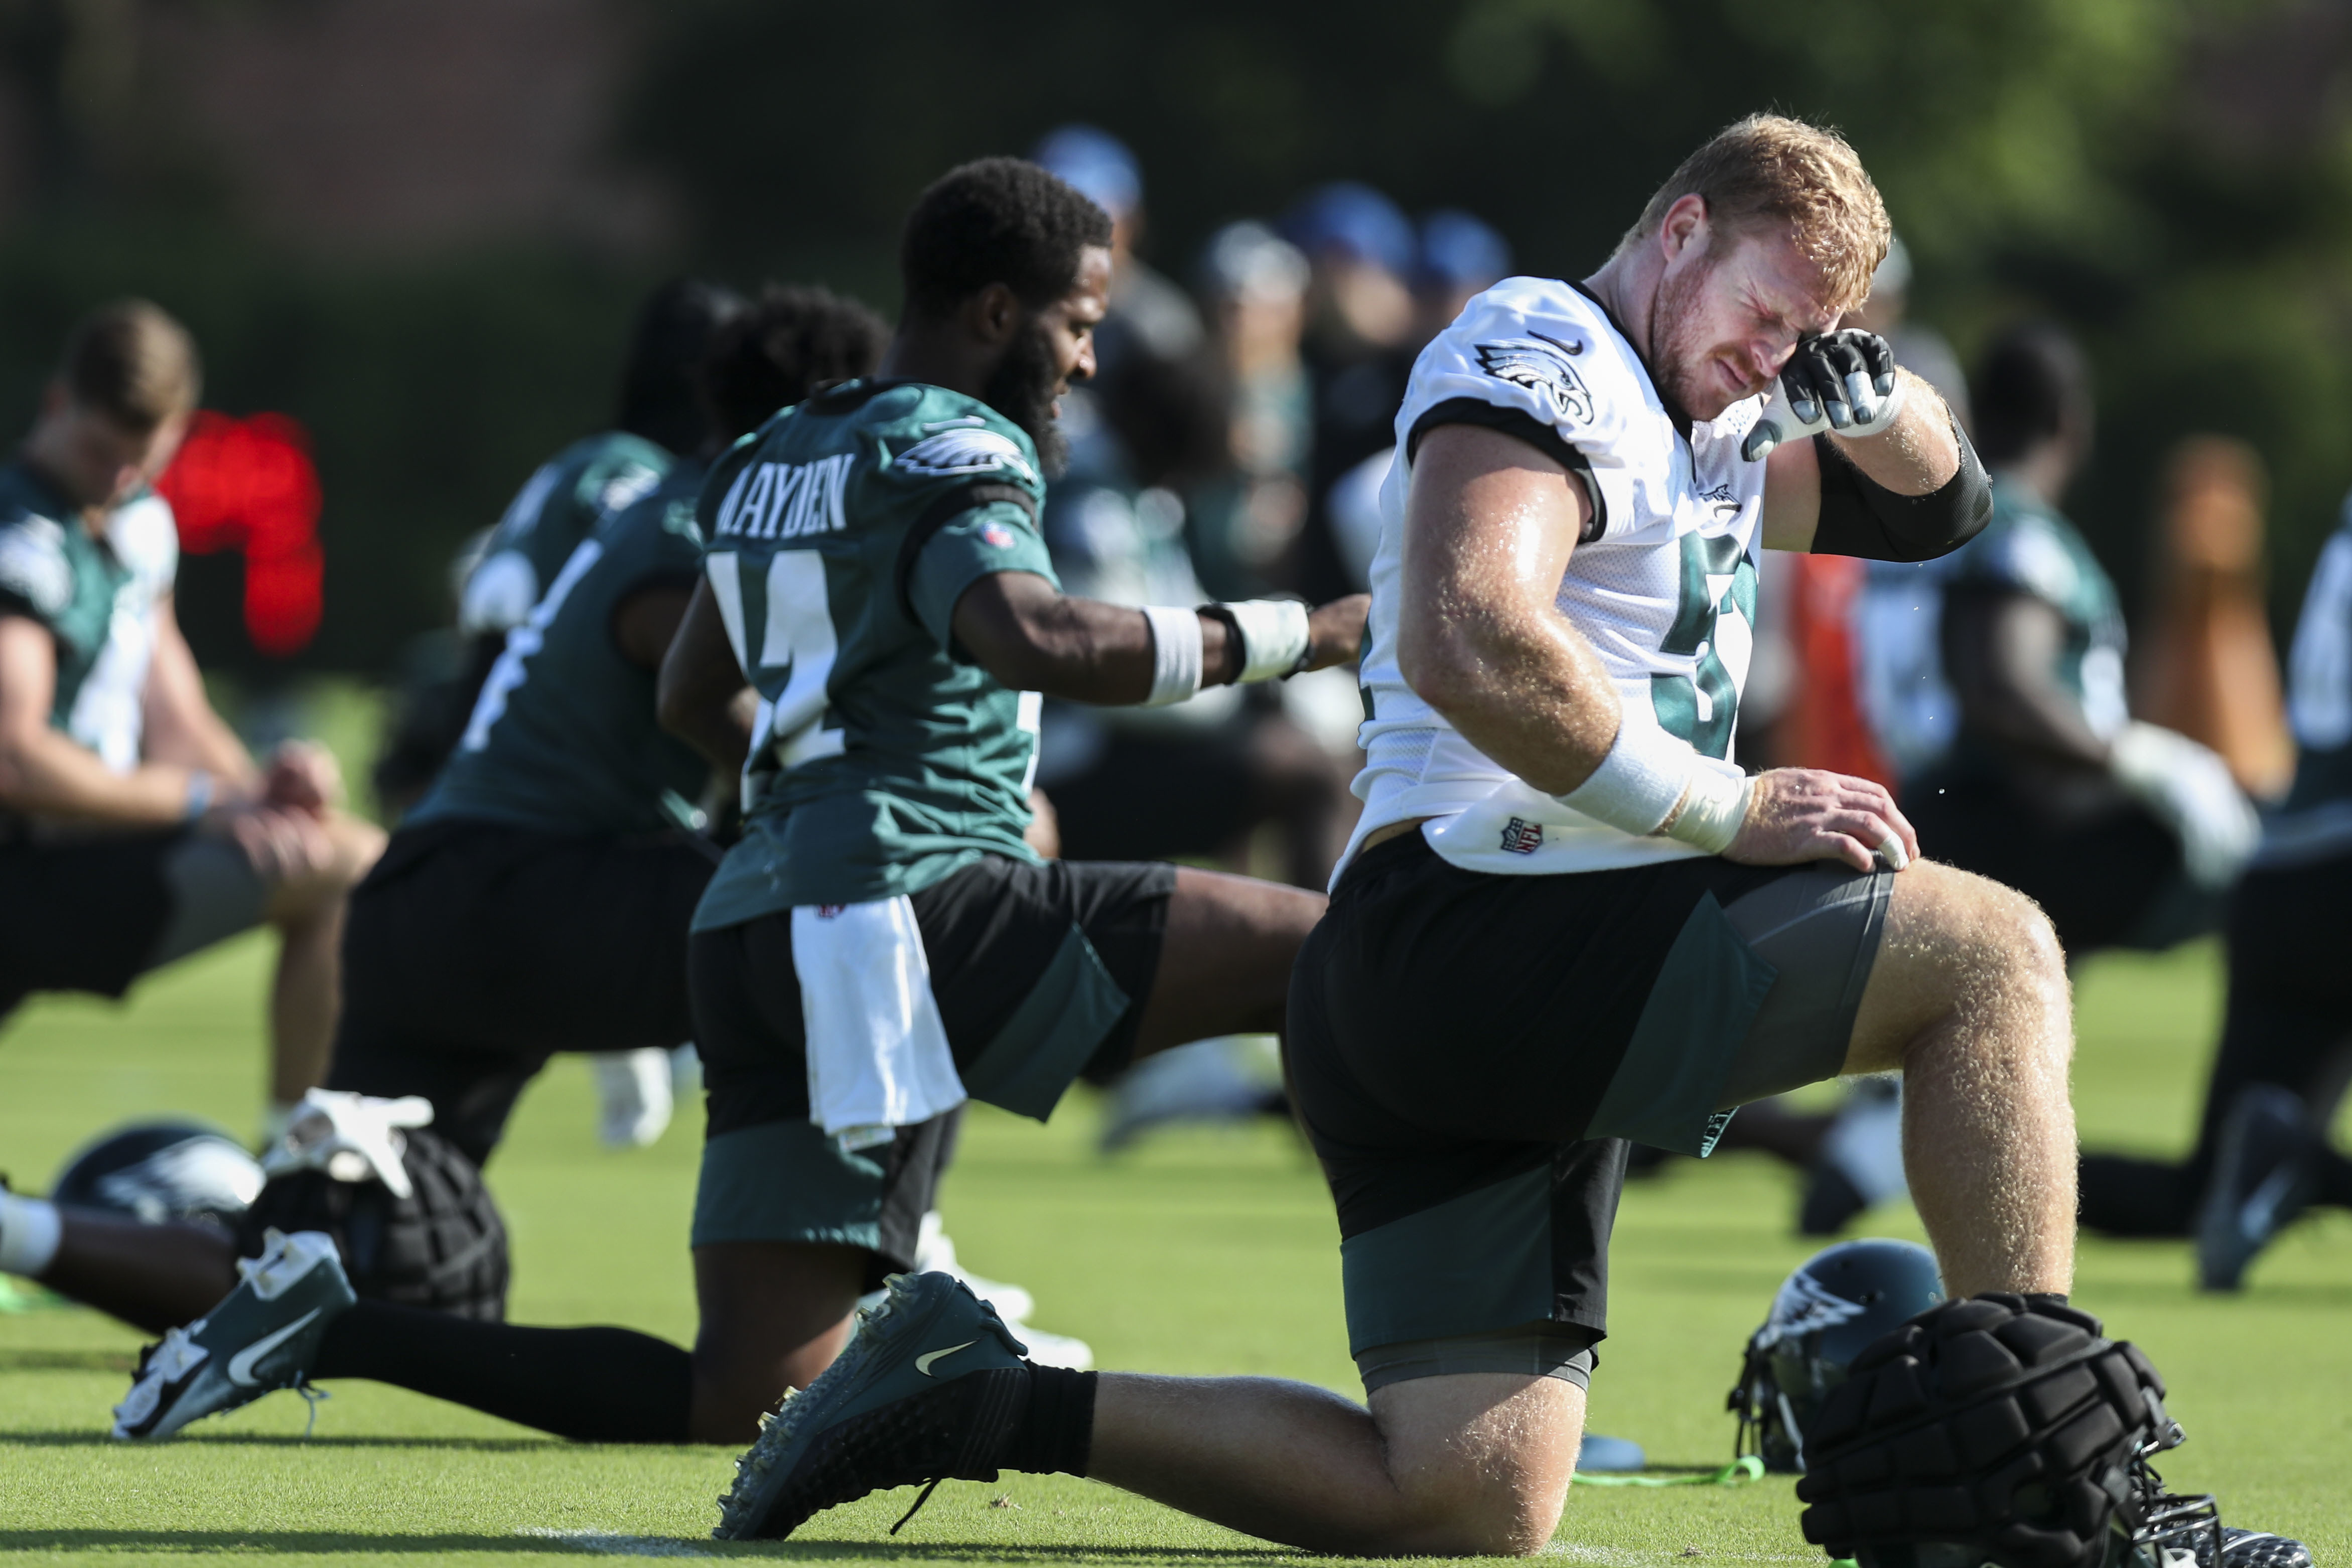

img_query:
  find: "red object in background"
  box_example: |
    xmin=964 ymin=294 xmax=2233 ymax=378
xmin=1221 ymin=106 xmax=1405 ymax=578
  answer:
xmin=154 ymin=410 xmax=325 ymax=657
xmin=1781 ymin=553 xmax=1895 ymax=788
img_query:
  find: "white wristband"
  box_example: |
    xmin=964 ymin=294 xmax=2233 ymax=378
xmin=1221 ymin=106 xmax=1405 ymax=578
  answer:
xmin=1214 ymin=599 xmax=1313 ymax=683
xmin=1554 ymin=721 xmax=1692 ymax=838
xmin=1662 ymin=769 xmax=1754 ymax=854
xmin=1140 ymin=605 xmax=1205 ymax=706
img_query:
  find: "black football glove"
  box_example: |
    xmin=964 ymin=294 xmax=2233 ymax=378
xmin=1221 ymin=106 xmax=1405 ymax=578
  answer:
xmin=1740 ymin=329 xmax=1905 ymax=461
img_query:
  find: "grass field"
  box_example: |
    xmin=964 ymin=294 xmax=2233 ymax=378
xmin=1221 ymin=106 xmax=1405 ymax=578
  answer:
xmin=2 ymin=934 xmax=2347 ymax=1565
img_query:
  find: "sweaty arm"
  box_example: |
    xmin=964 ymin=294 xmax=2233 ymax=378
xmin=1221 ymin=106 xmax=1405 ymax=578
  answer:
xmin=1396 ymin=422 xmax=1617 ymax=793
xmin=1941 ymin=587 xmax=2112 ymax=771
xmin=1405 ymin=422 xmax=1918 ymax=869
xmin=1760 ymin=366 xmax=1990 ymax=559
xmin=655 ymin=580 xmax=759 ymax=775
xmin=0 ymin=616 xmax=208 ymax=822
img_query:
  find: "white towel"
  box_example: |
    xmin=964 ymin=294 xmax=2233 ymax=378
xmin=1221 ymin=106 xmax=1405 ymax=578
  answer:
xmin=794 ymin=897 xmax=966 ymax=1151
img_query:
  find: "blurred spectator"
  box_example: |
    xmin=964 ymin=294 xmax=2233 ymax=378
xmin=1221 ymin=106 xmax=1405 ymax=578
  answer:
xmin=1893 ymin=323 xmax=2258 ymax=956
xmin=1286 ymin=182 xmax=1420 ymax=605
xmin=1188 ymin=220 xmax=1314 ymax=601
xmin=1318 ymin=209 xmax=1515 ymax=595
xmin=1412 ymin=208 xmax=1514 ymax=344
xmin=1033 ymin=341 xmax=1351 ymax=892
xmin=1032 ymin=125 xmax=1203 ymax=377
xmin=1841 ymin=237 xmax=1971 ymax=431
xmin=2131 ymin=437 xmax=2296 ymax=799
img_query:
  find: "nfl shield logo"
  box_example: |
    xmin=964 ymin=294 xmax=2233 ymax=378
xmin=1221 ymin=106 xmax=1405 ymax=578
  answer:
xmin=1499 ymin=817 xmax=1543 ymax=856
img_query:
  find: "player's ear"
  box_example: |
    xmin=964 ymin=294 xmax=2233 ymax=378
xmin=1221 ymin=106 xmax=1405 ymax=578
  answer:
xmin=1659 ymin=193 xmax=1709 ymax=266
xmin=962 ymin=282 xmax=1023 ymax=348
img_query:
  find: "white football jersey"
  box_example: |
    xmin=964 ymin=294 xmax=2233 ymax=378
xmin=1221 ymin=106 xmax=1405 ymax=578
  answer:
xmin=68 ymin=492 xmax=179 ymax=772
xmin=1340 ymin=276 xmax=1769 ymax=882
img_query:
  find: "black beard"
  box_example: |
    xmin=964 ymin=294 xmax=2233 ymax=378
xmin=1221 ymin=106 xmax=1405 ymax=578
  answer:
xmin=982 ymin=322 xmax=1070 ymax=479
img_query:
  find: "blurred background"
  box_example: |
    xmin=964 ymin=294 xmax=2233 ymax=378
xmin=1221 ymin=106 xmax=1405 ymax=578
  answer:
xmin=0 ymin=0 xmax=2347 ymax=795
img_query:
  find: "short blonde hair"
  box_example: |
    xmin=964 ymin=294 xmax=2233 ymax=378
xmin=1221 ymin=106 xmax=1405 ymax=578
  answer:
xmin=59 ymin=299 xmax=201 ymax=434
xmin=1621 ymin=114 xmax=1890 ymax=316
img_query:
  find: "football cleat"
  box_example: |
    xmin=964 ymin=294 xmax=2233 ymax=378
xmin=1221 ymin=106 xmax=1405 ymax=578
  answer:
xmin=714 ymin=1270 xmax=1032 ymax=1540
xmin=911 ymin=1212 xmax=1033 ymax=1324
xmin=592 ymin=1048 xmax=676 ymax=1149
xmin=110 ymin=1228 xmax=355 ymax=1440
xmin=2195 ymin=1084 xmax=2317 ymax=1293
xmin=2206 ymin=1526 xmax=2316 ymax=1568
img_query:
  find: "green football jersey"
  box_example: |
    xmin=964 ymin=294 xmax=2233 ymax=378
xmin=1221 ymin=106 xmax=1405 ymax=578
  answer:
xmin=459 ymin=431 xmax=671 ymax=635
xmin=690 ymin=379 xmax=1058 ymax=928
xmin=1943 ymin=476 xmax=2129 ymax=774
xmin=0 ymin=460 xmax=136 ymax=729
xmin=410 ymin=461 xmax=714 ymax=836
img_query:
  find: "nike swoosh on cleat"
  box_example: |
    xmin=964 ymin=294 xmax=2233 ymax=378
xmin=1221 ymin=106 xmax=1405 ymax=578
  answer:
xmin=914 ymin=1341 xmax=975 ymax=1377
xmin=227 ymin=1309 xmax=322 ymax=1388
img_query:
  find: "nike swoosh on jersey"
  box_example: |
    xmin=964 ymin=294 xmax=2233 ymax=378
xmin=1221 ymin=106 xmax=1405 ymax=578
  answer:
xmin=914 ymin=1341 xmax=976 ymax=1377
xmin=227 ymin=1308 xmax=322 ymax=1388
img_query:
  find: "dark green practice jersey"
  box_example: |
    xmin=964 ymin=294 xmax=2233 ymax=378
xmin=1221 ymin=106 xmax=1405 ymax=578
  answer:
xmin=458 ymin=431 xmax=671 ymax=636
xmin=0 ymin=460 xmax=135 ymax=729
xmin=1940 ymin=476 xmax=2128 ymax=776
xmin=690 ymin=379 xmax=1058 ymax=927
xmin=411 ymin=461 xmax=713 ymax=836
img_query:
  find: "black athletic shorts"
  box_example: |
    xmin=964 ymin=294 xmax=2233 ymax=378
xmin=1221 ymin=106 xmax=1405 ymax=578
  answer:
xmin=0 ymin=825 xmax=267 ymax=1020
xmin=688 ymin=854 xmax=1174 ymax=1283
xmin=325 ymin=818 xmax=720 ymax=1165
xmin=1288 ymin=832 xmax=1892 ymax=1377
xmin=1902 ymin=770 xmax=2219 ymax=954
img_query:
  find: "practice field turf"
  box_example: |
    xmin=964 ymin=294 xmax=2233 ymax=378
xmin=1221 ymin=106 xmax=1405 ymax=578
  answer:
xmin=2 ymin=936 xmax=2346 ymax=1566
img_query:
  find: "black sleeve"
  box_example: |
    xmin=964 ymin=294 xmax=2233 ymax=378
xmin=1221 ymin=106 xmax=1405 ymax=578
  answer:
xmin=1809 ymin=413 xmax=1992 ymax=563
xmin=1406 ymin=397 xmax=1605 ymax=544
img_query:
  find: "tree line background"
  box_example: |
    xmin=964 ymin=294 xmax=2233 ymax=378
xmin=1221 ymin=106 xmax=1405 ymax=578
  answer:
xmin=0 ymin=0 xmax=2343 ymax=677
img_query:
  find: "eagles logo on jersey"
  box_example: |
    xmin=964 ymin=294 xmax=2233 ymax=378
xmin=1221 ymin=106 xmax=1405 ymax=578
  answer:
xmin=1474 ymin=334 xmax=1595 ymax=426
xmin=893 ymin=427 xmax=1039 ymax=485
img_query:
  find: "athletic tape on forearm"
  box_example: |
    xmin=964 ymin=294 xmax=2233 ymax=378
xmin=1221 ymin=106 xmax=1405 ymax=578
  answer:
xmin=1662 ymin=769 xmax=1755 ymax=855
xmin=1140 ymin=605 xmax=1205 ymax=706
xmin=1215 ymin=599 xmax=1313 ymax=684
xmin=0 ymin=1193 xmax=62 ymax=1277
xmin=1554 ymin=721 xmax=1694 ymax=838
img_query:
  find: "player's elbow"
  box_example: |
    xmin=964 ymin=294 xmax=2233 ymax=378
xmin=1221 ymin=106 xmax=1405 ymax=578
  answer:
xmin=1397 ymin=613 xmax=1488 ymax=722
xmin=971 ymin=637 xmax=1058 ymax=697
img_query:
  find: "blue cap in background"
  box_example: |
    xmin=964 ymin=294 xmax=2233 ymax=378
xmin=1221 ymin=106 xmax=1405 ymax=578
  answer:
xmin=1282 ymin=182 xmax=1416 ymax=277
xmin=1418 ymin=209 xmax=1513 ymax=293
xmin=1032 ymin=124 xmax=1143 ymax=219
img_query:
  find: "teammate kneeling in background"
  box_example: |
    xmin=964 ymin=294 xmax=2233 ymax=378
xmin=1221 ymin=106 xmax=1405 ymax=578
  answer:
xmin=696 ymin=115 xmax=2269 ymax=1559
xmin=1870 ymin=322 xmax=2259 ymax=955
xmin=2080 ymin=485 xmax=2352 ymax=1289
xmin=0 ymin=301 xmax=383 ymax=1130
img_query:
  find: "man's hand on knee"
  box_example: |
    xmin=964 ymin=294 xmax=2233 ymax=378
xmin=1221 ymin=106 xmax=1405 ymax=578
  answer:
xmin=1725 ymin=769 xmax=1918 ymax=873
xmin=260 ymin=739 xmax=345 ymax=816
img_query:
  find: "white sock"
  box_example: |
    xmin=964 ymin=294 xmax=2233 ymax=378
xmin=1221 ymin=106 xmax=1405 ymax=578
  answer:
xmin=0 ymin=1193 xmax=62 ymax=1277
